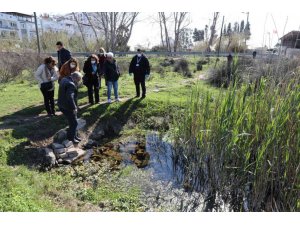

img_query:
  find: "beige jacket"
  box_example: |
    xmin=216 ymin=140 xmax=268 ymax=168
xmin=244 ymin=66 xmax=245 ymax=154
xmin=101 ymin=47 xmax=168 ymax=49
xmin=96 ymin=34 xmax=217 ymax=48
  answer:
xmin=34 ymin=64 xmax=59 ymax=89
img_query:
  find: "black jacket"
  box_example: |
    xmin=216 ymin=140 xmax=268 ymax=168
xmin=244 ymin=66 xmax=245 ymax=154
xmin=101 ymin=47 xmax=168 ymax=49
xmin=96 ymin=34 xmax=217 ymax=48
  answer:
xmin=129 ymin=55 xmax=150 ymax=78
xmin=57 ymin=76 xmax=78 ymax=110
xmin=104 ymin=60 xmax=120 ymax=82
xmin=83 ymin=61 xmax=100 ymax=84
xmin=57 ymin=48 xmax=71 ymax=69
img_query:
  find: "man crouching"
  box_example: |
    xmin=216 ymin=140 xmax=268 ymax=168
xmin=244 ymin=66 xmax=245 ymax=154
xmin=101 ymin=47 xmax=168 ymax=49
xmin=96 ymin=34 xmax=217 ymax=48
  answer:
xmin=58 ymin=72 xmax=82 ymax=144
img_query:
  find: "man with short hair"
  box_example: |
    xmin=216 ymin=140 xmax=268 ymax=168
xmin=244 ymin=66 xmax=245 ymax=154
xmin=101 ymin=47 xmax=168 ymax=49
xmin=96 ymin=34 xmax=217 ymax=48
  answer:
xmin=129 ymin=49 xmax=150 ymax=99
xmin=56 ymin=41 xmax=71 ymax=70
xmin=58 ymin=72 xmax=82 ymax=144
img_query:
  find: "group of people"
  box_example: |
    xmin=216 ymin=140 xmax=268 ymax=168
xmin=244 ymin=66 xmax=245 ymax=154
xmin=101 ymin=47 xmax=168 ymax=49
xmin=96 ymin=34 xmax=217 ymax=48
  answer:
xmin=34 ymin=41 xmax=150 ymax=144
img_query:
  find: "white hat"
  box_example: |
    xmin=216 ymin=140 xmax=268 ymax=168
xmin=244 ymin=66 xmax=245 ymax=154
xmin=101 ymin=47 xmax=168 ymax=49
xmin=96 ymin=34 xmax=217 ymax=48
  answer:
xmin=106 ymin=52 xmax=114 ymax=58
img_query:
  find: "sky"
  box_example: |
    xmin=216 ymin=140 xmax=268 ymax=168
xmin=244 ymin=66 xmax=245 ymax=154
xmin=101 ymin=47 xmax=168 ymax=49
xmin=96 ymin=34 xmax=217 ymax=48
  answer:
xmin=128 ymin=12 xmax=300 ymax=50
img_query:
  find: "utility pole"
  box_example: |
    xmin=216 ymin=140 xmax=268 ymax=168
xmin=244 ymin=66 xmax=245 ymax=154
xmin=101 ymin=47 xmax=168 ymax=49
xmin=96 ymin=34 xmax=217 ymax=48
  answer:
xmin=34 ymin=12 xmax=41 ymax=54
xmin=242 ymin=12 xmax=249 ymax=49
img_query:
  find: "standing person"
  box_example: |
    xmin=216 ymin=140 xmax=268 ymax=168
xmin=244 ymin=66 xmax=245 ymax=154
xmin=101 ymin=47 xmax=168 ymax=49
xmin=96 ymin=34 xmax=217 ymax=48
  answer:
xmin=252 ymin=50 xmax=257 ymax=59
xmin=34 ymin=56 xmax=59 ymax=117
xmin=103 ymin=52 xmax=120 ymax=103
xmin=97 ymin=47 xmax=107 ymax=87
xmin=129 ymin=49 xmax=150 ymax=99
xmin=58 ymin=58 xmax=80 ymax=82
xmin=83 ymin=54 xmax=101 ymax=105
xmin=56 ymin=41 xmax=71 ymax=70
xmin=57 ymin=72 xmax=82 ymax=144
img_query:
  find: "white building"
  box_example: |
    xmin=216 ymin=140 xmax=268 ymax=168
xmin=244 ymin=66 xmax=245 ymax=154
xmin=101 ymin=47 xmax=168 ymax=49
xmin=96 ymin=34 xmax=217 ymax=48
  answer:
xmin=0 ymin=12 xmax=99 ymax=42
xmin=0 ymin=12 xmax=35 ymax=41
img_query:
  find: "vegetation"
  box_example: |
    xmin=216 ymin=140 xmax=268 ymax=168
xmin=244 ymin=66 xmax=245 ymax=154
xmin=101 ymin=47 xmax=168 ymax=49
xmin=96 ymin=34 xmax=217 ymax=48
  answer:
xmin=172 ymin=58 xmax=300 ymax=211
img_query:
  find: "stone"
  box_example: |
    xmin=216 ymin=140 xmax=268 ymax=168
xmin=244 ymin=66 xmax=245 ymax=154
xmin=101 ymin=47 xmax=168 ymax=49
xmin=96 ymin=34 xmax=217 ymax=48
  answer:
xmin=53 ymin=148 xmax=66 ymax=155
xmin=44 ymin=148 xmax=56 ymax=166
xmin=59 ymin=152 xmax=69 ymax=159
xmin=97 ymin=129 xmax=105 ymax=136
xmin=53 ymin=129 xmax=67 ymax=144
xmin=62 ymin=140 xmax=73 ymax=148
xmin=67 ymin=150 xmax=79 ymax=158
xmin=52 ymin=143 xmax=65 ymax=150
xmin=57 ymin=158 xmax=63 ymax=164
xmin=76 ymin=118 xmax=86 ymax=130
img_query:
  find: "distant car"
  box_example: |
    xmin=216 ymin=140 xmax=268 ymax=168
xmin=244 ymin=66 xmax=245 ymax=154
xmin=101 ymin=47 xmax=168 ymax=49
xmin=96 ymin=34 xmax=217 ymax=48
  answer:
xmin=266 ymin=48 xmax=278 ymax=55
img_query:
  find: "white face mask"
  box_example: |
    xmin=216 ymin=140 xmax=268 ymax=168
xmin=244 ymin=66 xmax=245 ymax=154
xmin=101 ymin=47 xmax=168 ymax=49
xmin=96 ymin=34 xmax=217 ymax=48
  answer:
xmin=91 ymin=60 xmax=96 ymax=64
xmin=137 ymin=54 xmax=142 ymax=57
xmin=70 ymin=64 xmax=76 ymax=69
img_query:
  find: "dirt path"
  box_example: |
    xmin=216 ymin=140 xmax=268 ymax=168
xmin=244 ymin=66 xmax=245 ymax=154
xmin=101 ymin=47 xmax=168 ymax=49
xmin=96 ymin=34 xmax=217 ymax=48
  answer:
xmin=0 ymin=98 xmax=129 ymax=130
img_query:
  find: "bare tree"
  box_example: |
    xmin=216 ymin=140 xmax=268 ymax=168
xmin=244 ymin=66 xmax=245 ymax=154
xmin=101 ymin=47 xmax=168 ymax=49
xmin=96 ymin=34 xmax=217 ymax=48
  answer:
xmin=92 ymin=12 xmax=139 ymax=51
xmin=157 ymin=12 xmax=190 ymax=52
xmin=72 ymin=12 xmax=89 ymax=52
xmin=83 ymin=12 xmax=101 ymax=49
xmin=207 ymin=12 xmax=219 ymax=52
xmin=173 ymin=12 xmax=189 ymax=52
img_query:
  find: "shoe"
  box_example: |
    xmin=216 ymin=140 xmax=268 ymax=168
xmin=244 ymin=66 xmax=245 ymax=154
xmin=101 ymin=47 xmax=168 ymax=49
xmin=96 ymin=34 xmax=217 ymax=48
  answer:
xmin=135 ymin=95 xmax=140 ymax=98
xmin=141 ymin=96 xmax=146 ymax=99
xmin=107 ymin=99 xmax=112 ymax=104
xmin=115 ymin=98 xmax=121 ymax=102
xmin=70 ymin=139 xmax=80 ymax=144
xmin=75 ymin=136 xmax=82 ymax=141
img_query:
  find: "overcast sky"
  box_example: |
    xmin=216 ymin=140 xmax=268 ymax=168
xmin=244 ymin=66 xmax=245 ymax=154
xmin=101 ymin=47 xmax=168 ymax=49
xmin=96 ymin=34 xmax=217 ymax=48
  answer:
xmin=128 ymin=12 xmax=300 ymax=50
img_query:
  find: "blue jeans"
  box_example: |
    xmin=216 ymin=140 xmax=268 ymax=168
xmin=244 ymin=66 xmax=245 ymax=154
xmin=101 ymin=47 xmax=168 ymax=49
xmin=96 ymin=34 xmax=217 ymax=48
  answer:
xmin=107 ymin=81 xmax=118 ymax=100
xmin=59 ymin=108 xmax=78 ymax=141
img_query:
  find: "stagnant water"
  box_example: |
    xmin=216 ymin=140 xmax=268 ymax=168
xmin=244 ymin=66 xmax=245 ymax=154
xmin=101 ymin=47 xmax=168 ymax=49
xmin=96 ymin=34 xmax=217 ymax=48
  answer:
xmin=117 ymin=132 xmax=229 ymax=212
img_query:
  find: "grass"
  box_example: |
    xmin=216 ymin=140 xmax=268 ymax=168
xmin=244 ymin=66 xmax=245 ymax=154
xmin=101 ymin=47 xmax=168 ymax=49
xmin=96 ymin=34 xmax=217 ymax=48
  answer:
xmin=172 ymin=77 xmax=300 ymax=211
xmin=0 ymin=56 xmax=208 ymax=212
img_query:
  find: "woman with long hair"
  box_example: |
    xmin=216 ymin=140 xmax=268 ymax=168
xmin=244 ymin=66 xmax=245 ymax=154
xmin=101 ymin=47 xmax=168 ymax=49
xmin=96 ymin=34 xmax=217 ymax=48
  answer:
xmin=34 ymin=56 xmax=59 ymax=116
xmin=58 ymin=57 xmax=80 ymax=82
xmin=83 ymin=54 xmax=101 ymax=104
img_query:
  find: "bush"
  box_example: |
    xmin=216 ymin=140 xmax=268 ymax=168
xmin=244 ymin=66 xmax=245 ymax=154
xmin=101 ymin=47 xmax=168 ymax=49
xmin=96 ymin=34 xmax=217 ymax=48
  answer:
xmin=173 ymin=58 xmax=192 ymax=77
xmin=160 ymin=58 xmax=175 ymax=67
xmin=0 ymin=52 xmax=44 ymax=84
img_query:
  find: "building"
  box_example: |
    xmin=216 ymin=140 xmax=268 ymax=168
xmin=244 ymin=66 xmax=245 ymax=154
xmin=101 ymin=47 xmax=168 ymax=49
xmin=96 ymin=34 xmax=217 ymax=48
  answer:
xmin=279 ymin=31 xmax=300 ymax=58
xmin=0 ymin=12 xmax=35 ymax=41
xmin=0 ymin=12 xmax=99 ymax=42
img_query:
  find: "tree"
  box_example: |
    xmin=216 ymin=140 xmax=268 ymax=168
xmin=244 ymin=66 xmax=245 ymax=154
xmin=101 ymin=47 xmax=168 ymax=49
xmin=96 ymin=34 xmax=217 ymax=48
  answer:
xmin=207 ymin=12 xmax=219 ymax=52
xmin=227 ymin=23 xmax=232 ymax=36
xmin=244 ymin=21 xmax=251 ymax=39
xmin=157 ymin=12 xmax=190 ymax=52
xmin=240 ymin=20 xmax=245 ymax=33
xmin=233 ymin=22 xmax=239 ymax=33
xmin=192 ymin=28 xmax=204 ymax=42
xmin=72 ymin=12 xmax=89 ymax=52
xmin=92 ymin=12 xmax=139 ymax=51
xmin=223 ymin=25 xmax=227 ymax=36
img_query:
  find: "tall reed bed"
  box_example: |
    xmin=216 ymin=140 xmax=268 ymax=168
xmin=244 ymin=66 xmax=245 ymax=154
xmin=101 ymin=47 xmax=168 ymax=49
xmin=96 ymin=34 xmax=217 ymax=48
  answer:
xmin=172 ymin=75 xmax=300 ymax=211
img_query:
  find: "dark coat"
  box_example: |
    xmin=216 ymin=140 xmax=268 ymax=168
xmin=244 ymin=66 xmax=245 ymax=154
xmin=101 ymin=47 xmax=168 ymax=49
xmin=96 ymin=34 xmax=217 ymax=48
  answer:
xmin=129 ymin=55 xmax=150 ymax=79
xmin=83 ymin=61 xmax=100 ymax=84
xmin=57 ymin=48 xmax=71 ymax=69
xmin=57 ymin=76 xmax=78 ymax=110
xmin=104 ymin=60 xmax=120 ymax=82
xmin=97 ymin=54 xmax=106 ymax=75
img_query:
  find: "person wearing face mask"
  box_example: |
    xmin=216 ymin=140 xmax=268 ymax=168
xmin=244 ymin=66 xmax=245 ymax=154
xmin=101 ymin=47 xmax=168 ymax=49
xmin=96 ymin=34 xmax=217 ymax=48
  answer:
xmin=103 ymin=52 xmax=121 ymax=103
xmin=58 ymin=72 xmax=82 ymax=144
xmin=34 ymin=56 xmax=59 ymax=117
xmin=129 ymin=49 xmax=150 ymax=99
xmin=56 ymin=41 xmax=71 ymax=70
xmin=58 ymin=58 xmax=80 ymax=83
xmin=83 ymin=54 xmax=101 ymax=105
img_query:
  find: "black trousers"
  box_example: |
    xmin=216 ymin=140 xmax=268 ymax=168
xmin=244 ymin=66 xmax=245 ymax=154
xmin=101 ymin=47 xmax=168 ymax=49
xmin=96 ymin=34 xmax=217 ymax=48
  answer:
xmin=40 ymin=88 xmax=55 ymax=115
xmin=87 ymin=79 xmax=100 ymax=104
xmin=60 ymin=108 xmax=78 ymax=141
xmin=134 ymin=76 xmax=146 ymax=97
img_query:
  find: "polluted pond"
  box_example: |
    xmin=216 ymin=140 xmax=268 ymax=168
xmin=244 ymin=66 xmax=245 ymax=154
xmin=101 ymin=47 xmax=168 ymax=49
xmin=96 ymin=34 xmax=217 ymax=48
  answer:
xmin=79 ymin=132 xmax=229 ymax=212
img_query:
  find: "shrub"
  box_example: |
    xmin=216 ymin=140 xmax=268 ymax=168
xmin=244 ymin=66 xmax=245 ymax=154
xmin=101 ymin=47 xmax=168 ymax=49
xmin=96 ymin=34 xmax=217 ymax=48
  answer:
xmin=173 ymin=58 xmax=192 ymax=77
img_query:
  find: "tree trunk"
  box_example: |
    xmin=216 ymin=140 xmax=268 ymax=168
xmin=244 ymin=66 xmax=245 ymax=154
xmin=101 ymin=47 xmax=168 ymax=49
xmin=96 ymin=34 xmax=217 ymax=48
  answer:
xmin=72 ymin=12 xmax=89 ymax=52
